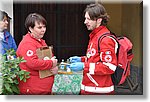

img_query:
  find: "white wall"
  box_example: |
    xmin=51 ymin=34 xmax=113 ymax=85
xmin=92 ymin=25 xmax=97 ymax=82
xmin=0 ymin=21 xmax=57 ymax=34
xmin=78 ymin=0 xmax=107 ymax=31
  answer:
xmin=0 ymin=0 xmax=13 ymax=36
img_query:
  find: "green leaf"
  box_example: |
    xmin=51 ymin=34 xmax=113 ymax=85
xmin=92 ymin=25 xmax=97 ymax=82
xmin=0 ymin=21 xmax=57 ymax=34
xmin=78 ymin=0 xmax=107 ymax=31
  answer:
xmin=11 ymin=85 xmax=20 ymax=94
xmin=26 ymin=75 xmax=30 ymax=79
xmin=19 ymin=75 xmax=24 ymax=81
xmin=23 ymin=78 xmax=27 ymax=82
xmin=4 ymin=83 xmax=12 ymax=93
xmin=13 ymin=79 xmax=19 ymax=84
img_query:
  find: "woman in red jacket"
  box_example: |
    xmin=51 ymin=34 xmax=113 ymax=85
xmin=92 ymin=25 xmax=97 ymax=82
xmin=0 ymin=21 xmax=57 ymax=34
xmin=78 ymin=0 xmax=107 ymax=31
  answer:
xmin=16 ymin=13 xmax=58 ymax=95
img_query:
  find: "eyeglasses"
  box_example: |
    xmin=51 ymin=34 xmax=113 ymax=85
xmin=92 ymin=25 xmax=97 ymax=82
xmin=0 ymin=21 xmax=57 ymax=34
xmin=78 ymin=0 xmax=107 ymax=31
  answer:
xmin=2 ymin=18 xmax=8 ymax=23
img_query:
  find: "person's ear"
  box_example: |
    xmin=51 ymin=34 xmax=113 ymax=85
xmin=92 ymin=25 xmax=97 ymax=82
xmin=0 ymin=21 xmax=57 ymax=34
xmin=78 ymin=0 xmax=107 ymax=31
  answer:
xmin=29 ymin=27 xmax=33 ymax=33
xmin=97 ymin=18 xmax=102 ymax=25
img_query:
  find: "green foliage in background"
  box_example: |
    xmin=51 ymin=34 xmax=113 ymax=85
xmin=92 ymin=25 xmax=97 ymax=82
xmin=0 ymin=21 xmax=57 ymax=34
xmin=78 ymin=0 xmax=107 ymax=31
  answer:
xmin=0 ymin=49 xmax=30 ymax=95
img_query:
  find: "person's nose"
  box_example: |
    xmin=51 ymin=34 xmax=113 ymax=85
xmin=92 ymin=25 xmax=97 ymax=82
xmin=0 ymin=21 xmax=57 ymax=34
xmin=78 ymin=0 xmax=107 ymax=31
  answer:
xmin=42 ymin=27 xmax=46 ymax=32
xmin=84 ymin=20 xmax=86 ymax=24
xmin=84 ymin=19 xmax=88 ymax=24
xmin=5 ymin=20 xmax=8 ymax=24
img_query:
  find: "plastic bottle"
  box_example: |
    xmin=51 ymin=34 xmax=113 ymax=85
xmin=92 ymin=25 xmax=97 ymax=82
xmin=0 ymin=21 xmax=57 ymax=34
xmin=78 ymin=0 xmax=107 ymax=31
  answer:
xmin=60 ymin=59 xmax=65 ymax=70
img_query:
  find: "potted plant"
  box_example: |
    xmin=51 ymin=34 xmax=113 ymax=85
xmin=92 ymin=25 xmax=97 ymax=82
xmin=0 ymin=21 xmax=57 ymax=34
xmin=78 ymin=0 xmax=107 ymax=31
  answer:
xmin=0 ymin=49 xmax=30 ymax=95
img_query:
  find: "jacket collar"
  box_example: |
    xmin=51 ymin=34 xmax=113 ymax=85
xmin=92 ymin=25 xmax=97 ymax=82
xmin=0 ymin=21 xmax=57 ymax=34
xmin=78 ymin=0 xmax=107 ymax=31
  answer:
xmin=4 ymin=30 xmax=10 ymax=38
xmin=3 ymin=30 xmax=10 ymax=42
xmin=89 ymin=26 xmax=110 ymax=40
xmin=27 ymin=33 xmax=43 ymax=43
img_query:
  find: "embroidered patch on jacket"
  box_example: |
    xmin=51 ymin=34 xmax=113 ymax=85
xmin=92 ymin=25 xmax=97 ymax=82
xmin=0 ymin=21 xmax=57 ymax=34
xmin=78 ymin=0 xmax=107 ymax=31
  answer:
xmin=86 ymin=48 xmax=96 ymax=58
xmin=104 ymin=55 xmax=112 ymax=62
xmin=105 ymin=51 xmax=111 ymax=55
xmin=43 ymin=56 xmax=50 ymax=60
xmin=26 ymin=50 xmax=33 ymax=57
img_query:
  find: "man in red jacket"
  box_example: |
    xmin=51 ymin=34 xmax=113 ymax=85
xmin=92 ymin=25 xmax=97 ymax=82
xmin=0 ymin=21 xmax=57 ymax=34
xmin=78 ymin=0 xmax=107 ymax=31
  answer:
xmin=69 ymin=3 xmax=118 ymax=95
xmin=16 ymin=13 xmax=58 ymax=95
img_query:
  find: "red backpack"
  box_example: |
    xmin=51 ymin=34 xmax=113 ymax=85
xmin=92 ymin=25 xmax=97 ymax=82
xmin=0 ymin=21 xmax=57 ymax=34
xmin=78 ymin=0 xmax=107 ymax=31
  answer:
xmin=98 ymin=32 xmax=134 ymax=85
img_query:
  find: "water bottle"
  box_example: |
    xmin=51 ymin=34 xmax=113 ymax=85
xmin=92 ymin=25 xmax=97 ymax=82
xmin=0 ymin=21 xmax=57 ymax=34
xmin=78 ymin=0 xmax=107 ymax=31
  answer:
xmin=60 ymin=59 xmax=65 ymax=70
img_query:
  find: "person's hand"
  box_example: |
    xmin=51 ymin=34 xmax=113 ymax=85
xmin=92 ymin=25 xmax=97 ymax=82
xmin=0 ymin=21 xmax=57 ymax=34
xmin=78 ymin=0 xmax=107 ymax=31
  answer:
xmin=70 ymin=62 xmax=84 ymax=71
xmin=51 ymin=56 xmax=58 ymax=67
xmin=69 ymin=56 xmax=81 ymax=63
xmin=50 ymin=66 xmax=58 ymax=75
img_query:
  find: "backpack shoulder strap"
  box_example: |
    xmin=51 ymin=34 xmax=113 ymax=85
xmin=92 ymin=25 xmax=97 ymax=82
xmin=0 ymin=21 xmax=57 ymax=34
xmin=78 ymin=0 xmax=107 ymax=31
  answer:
xmin=98 ymin=32 xmax=120 ymax=60
xmin=98 ymin=32 xmax=112 ymax=54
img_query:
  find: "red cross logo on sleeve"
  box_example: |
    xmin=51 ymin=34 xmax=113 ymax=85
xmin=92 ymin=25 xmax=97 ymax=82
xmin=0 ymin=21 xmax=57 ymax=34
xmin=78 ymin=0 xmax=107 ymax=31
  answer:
xmin=26 ymin=50 xmax=33 ymax=57
xmin=104 ymin=55 xmax=112 ymax=62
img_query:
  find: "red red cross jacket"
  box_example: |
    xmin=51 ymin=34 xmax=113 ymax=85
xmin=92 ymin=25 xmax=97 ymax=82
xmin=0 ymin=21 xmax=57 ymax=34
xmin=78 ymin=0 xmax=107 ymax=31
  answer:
xmin=80 ymin=26 xmax=118 ymax=94
xmin=16 ymin=33 xmax=54 ymax=95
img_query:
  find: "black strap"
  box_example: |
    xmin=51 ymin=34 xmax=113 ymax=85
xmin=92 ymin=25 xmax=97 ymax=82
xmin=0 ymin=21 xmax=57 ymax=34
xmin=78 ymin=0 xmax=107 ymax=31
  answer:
xmin=98 ymin=32 xmax=120 ymax=61
xmin=98 ymin=32 xmax=112 ymax=54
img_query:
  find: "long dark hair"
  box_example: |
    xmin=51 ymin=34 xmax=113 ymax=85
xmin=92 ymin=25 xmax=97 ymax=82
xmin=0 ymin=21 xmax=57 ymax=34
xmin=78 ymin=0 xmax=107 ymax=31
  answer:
xmin=84 ymin=3 xmax=109 ymax=26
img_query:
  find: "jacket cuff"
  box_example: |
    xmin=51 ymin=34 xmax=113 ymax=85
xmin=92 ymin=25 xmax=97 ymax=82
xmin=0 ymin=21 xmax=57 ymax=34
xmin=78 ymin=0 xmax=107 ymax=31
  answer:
xmin=83 ymin=62 xmax=89 ymax=73
xmin=81 ymin=56 xmax=87 ymax=62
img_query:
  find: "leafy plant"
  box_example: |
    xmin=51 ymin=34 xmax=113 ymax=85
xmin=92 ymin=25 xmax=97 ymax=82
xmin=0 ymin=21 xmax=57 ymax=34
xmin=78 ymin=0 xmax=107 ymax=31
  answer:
xmin=0 ymin=49 xmax=30 ymax=95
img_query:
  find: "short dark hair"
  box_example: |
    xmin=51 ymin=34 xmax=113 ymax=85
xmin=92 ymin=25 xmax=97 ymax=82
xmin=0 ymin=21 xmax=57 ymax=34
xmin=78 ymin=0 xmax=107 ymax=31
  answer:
xmin=0 ymin=10 xmax=11 ymax=21
xmin=84 ymin=3 xmax=109 ymax=26
xmin=25 ymin=13 xmax=47 ymax=32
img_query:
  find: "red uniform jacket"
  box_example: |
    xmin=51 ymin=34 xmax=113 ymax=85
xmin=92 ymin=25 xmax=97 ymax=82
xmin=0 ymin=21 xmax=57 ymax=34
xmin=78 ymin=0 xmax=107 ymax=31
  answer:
xmin=81 ymin=26 xmax=118 ymax=94
xmin=16 ymin=33 xmax=54 ymax=95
